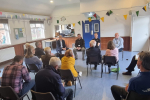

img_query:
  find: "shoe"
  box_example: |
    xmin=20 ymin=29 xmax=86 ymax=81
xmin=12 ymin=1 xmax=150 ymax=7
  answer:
xmin=82 ymin=58 xmax=85 ymax=61
xmin=67 ymin=81 xmax=72 ymax=86
xmin=122 ymin=72 xmax=132 ymax=75
xmin=75 ymin=58 xmax=78 ymax=60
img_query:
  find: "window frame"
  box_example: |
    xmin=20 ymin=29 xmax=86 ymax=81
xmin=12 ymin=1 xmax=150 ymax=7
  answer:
xmin=0 ymin=23 xmax=11 ymax=46
xmin=30 ymin=23 xmax=45 ymax=40
xmin=85 ymin=24 xmax=90 ymax=33
xmin=94 ymin=23 xmax=99 ymax=32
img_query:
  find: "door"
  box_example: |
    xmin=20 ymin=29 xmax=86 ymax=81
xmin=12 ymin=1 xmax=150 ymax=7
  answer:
xmin=82 ymin=20 xmax=100 ymax=48
xmin=132 ymin=17 xmax=149 ymax=51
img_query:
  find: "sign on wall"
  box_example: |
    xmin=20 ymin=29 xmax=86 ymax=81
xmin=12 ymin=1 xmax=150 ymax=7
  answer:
xmin=14 ymin=28 xmax=25 ymax=40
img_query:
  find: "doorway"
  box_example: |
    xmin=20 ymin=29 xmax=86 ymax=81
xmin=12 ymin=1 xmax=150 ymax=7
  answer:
xmin=132 ymin=17 xmax=149 ymax=51
xmin=82 ymin=20 xmax=100 ymax=48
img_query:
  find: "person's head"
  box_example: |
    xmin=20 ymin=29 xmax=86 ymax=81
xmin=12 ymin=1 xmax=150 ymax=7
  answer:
xmin=137 ymin=51 xmax=150 ymax=72
xmin=25 ymin=45 xmax=35 ymax=58
xmin=13 ymin=55 xmax=24 ymax=65
xmin=77 ymin=34 xmax=81 ymax=39
xmin=49 ymin=57 xmax=61 ymax=70
xmin=59 ymin=35 xmax=62 ymax=40
xmin=107 ymin=41 xmax=115 ymax=50
xmin=35 ymin=41 xmax=42 ymax=49
xmin=115 ymin=33 xmax=119 ymax=39
xmin=64 ymin=49 xmax=73 ymax=57
xmin=89 ymin=40 xmax=96 ymax=47
xmin=44 ymin=47 xmax=51 ymax=55
xmin=94 ymin=33 xmax=98 ymax=39
xmin=25 ymin=43 xmax=30 ymax=49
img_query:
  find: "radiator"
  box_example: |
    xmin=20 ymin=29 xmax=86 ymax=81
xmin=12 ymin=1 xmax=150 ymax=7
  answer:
xmin=0 ymin=47 xmax=16 ymax=63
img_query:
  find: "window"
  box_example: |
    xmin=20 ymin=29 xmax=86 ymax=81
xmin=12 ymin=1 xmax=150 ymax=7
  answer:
xmin=30 ymin=23 xmax=45 ymax=40
xmin=85 ymin=24 xmax=89 ymax=33
xmin=94 ymin=23 xmax=99 ymax=32
xmin=0 ymin=23 xmax=10 ymax=45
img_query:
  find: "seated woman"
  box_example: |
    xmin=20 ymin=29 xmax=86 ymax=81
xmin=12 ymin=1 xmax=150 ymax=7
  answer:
xmin=25 ymin=45 xmax=43 ymax=70
xmin=24 ymin=43 xmax=30 ymax=55
xmin=35 ymin=41 xmax=45 ymax=58
xmin=105 ymin=41 xmax=119 ymax=73
xmin=41 ymin=47 xmax=55 ymax=68
xmin=61 ymin=49 xmax=78 ymax=86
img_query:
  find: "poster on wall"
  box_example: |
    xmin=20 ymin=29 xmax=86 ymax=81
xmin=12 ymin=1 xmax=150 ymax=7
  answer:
xmin=14 ymin=28 xmax=25 ymax=40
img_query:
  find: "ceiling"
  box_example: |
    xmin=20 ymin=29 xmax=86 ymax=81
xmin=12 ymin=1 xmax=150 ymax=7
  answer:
xmin=0 ymin=0 xmax=80 ymax=15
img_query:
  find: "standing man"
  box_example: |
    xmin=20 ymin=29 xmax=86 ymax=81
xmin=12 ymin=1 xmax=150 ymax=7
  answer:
xmin=92 ymin=33 xmax=100 ymax=48
xmin=73 ymin=34 xmax=85 ymax=60
xmin=56 ymin=35 xmax=68 ymax=54
xmin=113 ymin=33 xmax=124 ymax=52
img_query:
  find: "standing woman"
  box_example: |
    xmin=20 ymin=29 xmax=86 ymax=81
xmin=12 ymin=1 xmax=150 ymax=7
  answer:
xmin=25 ymin=45 xmax=43 ymax=70
xmin=105 ymin=41 xmax=119 ymax=73
xmin=61 ymin=49 xmax=78 ymax=86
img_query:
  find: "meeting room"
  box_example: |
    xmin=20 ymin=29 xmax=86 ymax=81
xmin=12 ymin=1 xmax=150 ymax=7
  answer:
xmin=0 ymin=0 xmax=150 ymax=100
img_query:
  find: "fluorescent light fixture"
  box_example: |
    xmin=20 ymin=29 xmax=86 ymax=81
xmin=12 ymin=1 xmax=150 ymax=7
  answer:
xmin=50 ymin=0 xmax=53 ymax=3
xmin=89 ymin=12 xmax=92 ymax=16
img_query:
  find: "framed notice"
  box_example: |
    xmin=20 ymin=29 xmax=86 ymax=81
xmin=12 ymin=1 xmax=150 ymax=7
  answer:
xmin=14 ymin=28 xmax=25 ymax=40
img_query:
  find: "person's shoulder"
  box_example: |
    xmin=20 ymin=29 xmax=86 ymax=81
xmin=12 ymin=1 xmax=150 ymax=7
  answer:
xmin=114 ymin=48 xmax=118 ymax=51
xmin=129 ymin=76 xmax=140 ymax=84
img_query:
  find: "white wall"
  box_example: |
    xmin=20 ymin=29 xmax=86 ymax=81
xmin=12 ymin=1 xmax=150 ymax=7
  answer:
xmin=51 ymin=3 xmax=132 ymax=37
xmin=7 ymin=19 xmax=51 ymax=46
xmin=80 ymin=0 xmax=148 ymax=13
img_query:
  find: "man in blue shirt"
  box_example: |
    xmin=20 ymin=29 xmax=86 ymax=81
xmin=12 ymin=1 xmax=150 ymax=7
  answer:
xmin=111 ymin=51 xmax=150 ymax=100
xmin=113 ymin=33 xmax=124 ymax=52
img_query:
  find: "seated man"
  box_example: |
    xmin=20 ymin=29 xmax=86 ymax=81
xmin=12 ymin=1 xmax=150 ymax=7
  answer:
xmin=73 ymin=34 xmax=85 ymax=60
xmin=86 ymin=40 xmax=101 ymax=70
xmin=35 ymin=57 xmax=73 ymax=100
xmin=92 ymin=33 xmax=100 ymax=48
xmin=1 ymin=56 xmax=35 ymax=99
xmin=56 ymin=35 xmax=68 ymax=54
xmin=35 ymin=41 xmax=45 ymax=58
xmin=111 ymin=51 xmax=150 ymax=100
xmin=113 ymin=33 xmax=124 ymax=52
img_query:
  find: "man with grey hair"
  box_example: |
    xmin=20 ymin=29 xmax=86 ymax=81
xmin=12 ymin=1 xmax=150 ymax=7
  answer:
xmin=35 ymin=57 xmax=73 ymax=100
xmin=111 ymin=51 xmax=150 ymax=100
xmin=113 ymin=33 xmax=124 ymax=52
xmin=86 ymin=40 xmax=101 ymax=70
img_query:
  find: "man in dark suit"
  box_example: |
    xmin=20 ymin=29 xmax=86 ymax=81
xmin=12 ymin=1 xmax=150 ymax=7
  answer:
xmin=86 ymin=40 xmax=101 ymax=70
xmin=35 ymin=57 xmax=73 ymax=100
xmin=56 ymin=35 xmax=68 ymax=54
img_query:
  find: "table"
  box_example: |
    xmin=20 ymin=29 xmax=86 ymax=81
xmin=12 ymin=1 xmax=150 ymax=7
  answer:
xmin=44 ymin=39 xmax=56 ymax=50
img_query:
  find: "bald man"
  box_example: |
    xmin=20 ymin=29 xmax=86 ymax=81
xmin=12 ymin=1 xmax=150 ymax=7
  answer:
xmin=113 ymin=33 xmax=124 ymax=52
xmin=56 ymin=35 xmax=68 ymax=54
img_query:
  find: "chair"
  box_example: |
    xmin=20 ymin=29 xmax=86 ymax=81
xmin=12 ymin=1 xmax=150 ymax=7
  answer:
xmin=26 ymin=64 xmax=39 ymax=75
xmin=86 ymin=56 xmax=101 ymax=76
xmin=59 ymin=69 xmax=82 ymax=97
xmin=31 ymin=90 xmax=56 ymax=100
xmin=101 ymin=56 xmax=119 ymax=80
xmin=125 ymin=91 xmax=150 ymax=100
xmin=0 ymin=86 xmax=30 ymax=100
